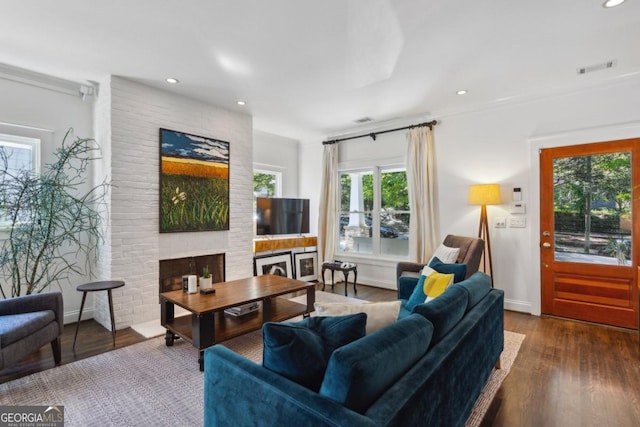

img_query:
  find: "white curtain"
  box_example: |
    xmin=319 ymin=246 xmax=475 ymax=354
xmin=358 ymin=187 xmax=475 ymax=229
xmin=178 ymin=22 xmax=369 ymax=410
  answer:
xmin=405 ymin=126 xmax=439 ymax=263
xmin=318 ymin=143 xmax=339 ymax=267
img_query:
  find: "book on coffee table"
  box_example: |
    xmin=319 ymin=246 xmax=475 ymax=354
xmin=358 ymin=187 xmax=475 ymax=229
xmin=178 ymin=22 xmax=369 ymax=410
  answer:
xmin=224 ymin=302 xmax=259 ymax=317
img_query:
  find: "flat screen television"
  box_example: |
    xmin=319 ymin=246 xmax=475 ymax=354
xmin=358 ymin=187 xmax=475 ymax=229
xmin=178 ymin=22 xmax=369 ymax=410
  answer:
xmin=256 ymin=197 xmax=310 ymax=235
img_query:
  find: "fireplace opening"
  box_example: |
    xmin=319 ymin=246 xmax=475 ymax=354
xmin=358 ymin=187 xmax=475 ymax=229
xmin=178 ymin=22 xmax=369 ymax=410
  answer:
xmin=159 ymin=253 xmax=225 ymax=294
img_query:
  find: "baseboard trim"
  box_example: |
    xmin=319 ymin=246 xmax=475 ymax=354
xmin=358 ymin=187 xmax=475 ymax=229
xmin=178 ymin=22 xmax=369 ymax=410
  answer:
xmin=63 ymin=308 xmax=94 ymax=326
xmin=504 ymin=298 xmax=531 ymax=314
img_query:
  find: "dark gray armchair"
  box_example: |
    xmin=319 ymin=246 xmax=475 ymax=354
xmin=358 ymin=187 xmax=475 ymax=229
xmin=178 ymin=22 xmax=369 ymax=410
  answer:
xmin=396 ymin=235 xmax=485 ymax=298
xmin=0 ymin=291 xmax=63 ymax=371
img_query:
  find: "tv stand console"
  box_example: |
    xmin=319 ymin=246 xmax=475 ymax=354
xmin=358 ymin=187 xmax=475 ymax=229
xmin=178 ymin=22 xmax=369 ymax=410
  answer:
xmin=253 ymin=236 xmax=317 ymax=253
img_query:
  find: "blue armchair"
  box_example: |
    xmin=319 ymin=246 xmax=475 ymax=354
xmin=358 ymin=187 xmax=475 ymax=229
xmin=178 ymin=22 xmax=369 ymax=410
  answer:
xmin=0 ymin=291 xmax=64 ymax=371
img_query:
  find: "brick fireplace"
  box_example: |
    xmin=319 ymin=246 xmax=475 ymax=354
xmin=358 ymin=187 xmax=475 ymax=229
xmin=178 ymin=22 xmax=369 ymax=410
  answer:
xmin=92 ymin=76 xmax=254 ymax=332
xmin=159 ymin=253 xmax=225 ymax=293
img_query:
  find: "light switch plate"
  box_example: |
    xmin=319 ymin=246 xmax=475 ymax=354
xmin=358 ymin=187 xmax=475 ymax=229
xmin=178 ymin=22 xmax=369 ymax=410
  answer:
xmin=510 ymin=217 xmax=526 ymax=228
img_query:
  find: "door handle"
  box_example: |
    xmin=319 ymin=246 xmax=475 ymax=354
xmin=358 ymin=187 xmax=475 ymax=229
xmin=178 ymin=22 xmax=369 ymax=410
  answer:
xmin=542 ymin=242 xmax=551 ymax=248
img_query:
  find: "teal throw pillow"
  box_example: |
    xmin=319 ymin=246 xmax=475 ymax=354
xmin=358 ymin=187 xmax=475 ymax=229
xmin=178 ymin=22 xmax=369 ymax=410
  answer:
xmin=428 ymin=256 xmax=467 ymax=283
xmin=262 ymin=313 xmax=367 ymax=391
xmin=405 ymin=274 xmax=428 ymax=311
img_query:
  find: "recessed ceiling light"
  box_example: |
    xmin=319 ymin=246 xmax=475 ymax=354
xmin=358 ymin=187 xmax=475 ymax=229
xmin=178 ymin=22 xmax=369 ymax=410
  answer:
xmin=237 ymin=100 xmax=246 ymax=106
xmin=166 ymin=78 xmax=179 ymax=84
xmin=456 ymin=90 xmax=468 ymax=95
xmin=603 ymin=0 xmax=625 ymax=8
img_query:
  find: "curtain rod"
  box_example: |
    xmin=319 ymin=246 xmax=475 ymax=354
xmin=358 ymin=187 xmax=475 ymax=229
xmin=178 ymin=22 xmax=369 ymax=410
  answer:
xmin=322 ymin=120 xmax=438 ymax=145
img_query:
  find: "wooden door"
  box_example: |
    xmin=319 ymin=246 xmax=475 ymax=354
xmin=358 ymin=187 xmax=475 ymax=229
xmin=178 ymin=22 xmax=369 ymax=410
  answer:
xmin=540 ymin=138 xmax=640 ymax=329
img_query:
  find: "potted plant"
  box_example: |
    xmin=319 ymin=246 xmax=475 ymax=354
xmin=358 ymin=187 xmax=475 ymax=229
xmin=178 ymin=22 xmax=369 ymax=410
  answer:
xmin=200 ymin=265 xmax=212 ymax=289
xmin=0 ymin=129 xmax=108 ymax=298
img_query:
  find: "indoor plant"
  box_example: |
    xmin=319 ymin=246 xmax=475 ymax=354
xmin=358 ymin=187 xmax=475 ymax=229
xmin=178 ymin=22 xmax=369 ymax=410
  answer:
xmin=200 ymin=265 xmax=212 ymax=289
xmin=0 ymin=128 xmax=108 ymax=298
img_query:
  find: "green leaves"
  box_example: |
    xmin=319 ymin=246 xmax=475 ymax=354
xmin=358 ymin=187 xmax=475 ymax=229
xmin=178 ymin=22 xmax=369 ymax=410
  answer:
xmin=0 ymin=129 xmax=108 ymax=298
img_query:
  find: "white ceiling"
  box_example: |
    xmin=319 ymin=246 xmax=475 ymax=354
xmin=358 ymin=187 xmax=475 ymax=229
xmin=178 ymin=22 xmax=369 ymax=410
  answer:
xmin=2 ymin=0 xmax=639 ymax=141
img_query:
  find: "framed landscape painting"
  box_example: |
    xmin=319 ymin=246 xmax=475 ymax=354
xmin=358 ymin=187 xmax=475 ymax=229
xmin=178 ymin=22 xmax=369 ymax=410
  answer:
xmin=160 ymin=128 xmax=230 ymax=232
xmin=254 ymin=252 xmax=293 ymax=278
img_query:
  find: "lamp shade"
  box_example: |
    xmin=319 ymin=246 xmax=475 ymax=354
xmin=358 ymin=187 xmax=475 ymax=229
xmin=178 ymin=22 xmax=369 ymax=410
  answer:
xmin=468 ymin=184 xmax=501 ymax=205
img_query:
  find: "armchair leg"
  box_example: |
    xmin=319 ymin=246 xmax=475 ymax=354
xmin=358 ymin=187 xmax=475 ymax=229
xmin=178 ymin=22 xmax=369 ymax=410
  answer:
xmin=51 ymin=337 xmax=62 ymax=365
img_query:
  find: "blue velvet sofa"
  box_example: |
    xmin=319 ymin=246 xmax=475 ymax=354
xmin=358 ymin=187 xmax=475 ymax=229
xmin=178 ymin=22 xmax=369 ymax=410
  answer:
xmin=204 ymin=272 xmax=504 ymax=427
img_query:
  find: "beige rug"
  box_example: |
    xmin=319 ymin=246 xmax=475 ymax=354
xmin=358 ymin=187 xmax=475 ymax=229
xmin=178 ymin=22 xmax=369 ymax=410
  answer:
xmin=0 ymin=291 xmax=524 ymax=426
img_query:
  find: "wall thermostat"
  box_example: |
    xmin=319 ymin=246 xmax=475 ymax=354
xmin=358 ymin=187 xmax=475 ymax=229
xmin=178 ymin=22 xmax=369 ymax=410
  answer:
xmin=513 ymin=187 xmax=522 ymax=201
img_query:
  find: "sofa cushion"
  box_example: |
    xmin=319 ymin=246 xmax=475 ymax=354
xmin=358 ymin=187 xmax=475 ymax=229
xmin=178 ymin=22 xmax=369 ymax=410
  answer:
xmin=0 ymin=310 xmax=56 ymax=347
xmin=428 ymin=256 xmax=467 ymax=283
xmin=262 ymin=313 xmax=366 ymax=391
xmin=319 ymin=314 xmax=433 ymax=414
xmin=411 ymin=285 xmax=468 ymax=345
xmin=314 ymin=301 xmax=401 ymax=335
xmin=457 ymin=272 xmax=492 ymax=310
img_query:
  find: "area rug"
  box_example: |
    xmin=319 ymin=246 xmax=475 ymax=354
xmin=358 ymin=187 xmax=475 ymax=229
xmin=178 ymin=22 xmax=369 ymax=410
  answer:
xmin=0 ymin=292 xmax=524 ymax=426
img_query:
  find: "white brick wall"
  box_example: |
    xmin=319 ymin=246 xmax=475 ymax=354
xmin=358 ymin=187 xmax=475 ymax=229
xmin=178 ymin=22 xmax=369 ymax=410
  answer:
xmin=92 ymin=76 xmax=253 ymax=330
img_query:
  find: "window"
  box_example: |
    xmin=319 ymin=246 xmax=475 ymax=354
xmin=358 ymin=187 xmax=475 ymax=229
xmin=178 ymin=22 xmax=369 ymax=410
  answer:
xmin=253 ymin=170 xmax=282 ymax=197
xmin=0 ymin=134 xmax=40 ymax=228
xmin=338 ymin=166 xmax=410 ymax=257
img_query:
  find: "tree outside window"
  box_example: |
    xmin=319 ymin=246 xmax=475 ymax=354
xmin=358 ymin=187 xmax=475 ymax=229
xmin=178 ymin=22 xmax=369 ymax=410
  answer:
xmin=338 ymin=166 xmax=409 ymax=257
xmin=253 ymin=170 xmax=281 ymax=197
xmin=0 ymin=135 xmax=39 ymax=229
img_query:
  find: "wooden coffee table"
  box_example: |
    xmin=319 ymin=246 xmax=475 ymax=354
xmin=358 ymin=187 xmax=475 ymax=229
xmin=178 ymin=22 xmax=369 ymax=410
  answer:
xmin=159 ymin=274 xmax=315 ymax=370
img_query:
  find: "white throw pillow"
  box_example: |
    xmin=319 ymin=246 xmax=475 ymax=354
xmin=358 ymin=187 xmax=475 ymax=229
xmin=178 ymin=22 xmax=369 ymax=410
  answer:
xmin=428 ymin=244 xmax=460 ymax=264
xmin=420 ymin=265 xmax=436 ymax=277
xmin=313 ymin=301 xmax=401 ymax=335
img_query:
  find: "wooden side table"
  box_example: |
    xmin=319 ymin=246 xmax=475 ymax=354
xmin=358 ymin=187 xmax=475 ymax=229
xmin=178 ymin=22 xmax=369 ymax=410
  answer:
xmin=73 ymin=280 xmax=125 ymax=350
xmin=321 ymin=261 xmax=357 ymax=296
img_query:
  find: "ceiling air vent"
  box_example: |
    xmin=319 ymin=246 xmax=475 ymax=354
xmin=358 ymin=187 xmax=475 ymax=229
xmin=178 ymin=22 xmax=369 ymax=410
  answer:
xmin=354 ymin=117 xmax=373 ymax=124
xmin=577 ymin=60 xmax=616 ymax=75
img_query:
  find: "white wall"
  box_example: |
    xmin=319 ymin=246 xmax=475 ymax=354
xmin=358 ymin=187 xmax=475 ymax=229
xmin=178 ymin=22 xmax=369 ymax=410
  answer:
xmin=0 ymin=76 xmax=95 ymax=323
xmin=92 ymin=76 xmax=254 ymax=330
xmin=299 ymin=76 xmax=640 ymax=314
xmin=253 ymin=130 xmax=299 ymax=197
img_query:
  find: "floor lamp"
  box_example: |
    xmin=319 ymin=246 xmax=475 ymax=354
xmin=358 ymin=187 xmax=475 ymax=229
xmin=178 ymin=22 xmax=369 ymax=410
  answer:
xmin=468 ymin=184 xmax=501 ymax=287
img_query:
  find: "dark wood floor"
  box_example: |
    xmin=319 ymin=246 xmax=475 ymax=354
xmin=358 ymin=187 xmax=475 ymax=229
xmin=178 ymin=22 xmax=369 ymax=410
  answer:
xmin=2 ymin=283 xmax=639 ymax=427
xmin=0 ymin=318 xmax=146 ymax=384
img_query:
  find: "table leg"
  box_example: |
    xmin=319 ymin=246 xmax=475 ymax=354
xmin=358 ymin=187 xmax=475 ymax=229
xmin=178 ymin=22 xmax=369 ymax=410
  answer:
xmin=353 ymin=268 xmax=358 ymax=294
xmin=192 ymin=312 xmax=215 ymax=371
xmin=331 ymin=270 xmax=335 ymax=292
xmin=107 ymin=289 xmax=116 ymax=347
xmin=321 ymin=267 xmax=326 ymax=291
xmin=343 ymin=271 xmax=349 ymax=296
xmin=73 ymin=291 xmax=88 ymax=351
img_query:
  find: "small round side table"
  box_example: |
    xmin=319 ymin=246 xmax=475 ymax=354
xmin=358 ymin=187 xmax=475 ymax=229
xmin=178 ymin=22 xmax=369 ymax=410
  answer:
xmin=73 ymin=280 xmax=125 ymax=350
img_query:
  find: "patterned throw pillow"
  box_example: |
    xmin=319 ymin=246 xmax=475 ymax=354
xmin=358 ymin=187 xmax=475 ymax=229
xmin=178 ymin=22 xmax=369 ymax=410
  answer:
xmin=428 ymin=243 xmax=460 ymax=264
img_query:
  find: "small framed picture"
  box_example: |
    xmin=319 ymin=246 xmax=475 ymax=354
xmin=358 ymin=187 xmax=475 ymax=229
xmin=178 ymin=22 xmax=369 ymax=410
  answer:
xmin=254 ymin=252 xmax=293 ymax=278
xmin=294 ymin=251 xmax=318 ymax=281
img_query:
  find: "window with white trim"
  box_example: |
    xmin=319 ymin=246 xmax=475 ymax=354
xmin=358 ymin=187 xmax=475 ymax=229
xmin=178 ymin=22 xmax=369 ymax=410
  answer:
xmin=0 ymin=134 xmax=40 ymax=228
xmin=338 ymin=165 xmax=410 ymax=257
xmin=253 ymin=169 xmax=282 ymax=198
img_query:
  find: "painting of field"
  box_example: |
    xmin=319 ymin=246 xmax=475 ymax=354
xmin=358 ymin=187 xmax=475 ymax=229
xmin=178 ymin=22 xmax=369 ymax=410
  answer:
xmin=160 ymin=129 xmax=230 ymax=232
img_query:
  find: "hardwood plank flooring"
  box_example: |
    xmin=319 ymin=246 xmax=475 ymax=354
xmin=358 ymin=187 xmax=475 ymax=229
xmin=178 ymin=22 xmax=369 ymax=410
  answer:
xmin=0 ymin=319 xmax=145 ymax=384
xmin=2 ymin=283 xmax=639 ymax=427
xmin=484 ymin=311 xmax=640 ymax=427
